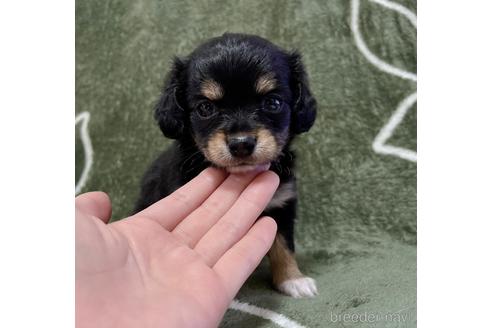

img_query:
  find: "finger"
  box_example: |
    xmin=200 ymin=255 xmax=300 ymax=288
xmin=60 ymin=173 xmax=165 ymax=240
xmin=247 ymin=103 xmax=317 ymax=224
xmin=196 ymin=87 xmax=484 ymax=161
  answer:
xmin=75 ymin=191 xmax=112 ymax=223
xmin=194 ymin=171 xmax=279 ymax=266
xmin=213 ymin=217 xmax=277 ymax=300
xmin=172 ymin=172 xmax=259 ymax=247
xmin=134 ymin=167 xmax=227 ymax=229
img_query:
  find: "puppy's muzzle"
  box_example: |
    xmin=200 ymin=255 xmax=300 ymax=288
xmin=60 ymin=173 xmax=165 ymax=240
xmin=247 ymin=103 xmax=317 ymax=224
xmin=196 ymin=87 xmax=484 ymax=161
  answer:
xmin=227 ymin=135 xmax=256 ymax=158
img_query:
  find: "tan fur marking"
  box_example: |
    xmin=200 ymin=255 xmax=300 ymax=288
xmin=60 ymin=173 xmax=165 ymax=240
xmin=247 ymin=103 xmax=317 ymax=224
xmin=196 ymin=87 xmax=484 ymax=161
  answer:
xmin=255 ymin=73 xmax=277 ymax=94
xmin=201 ymin=79 xmax=224 ymax=100
xmin=253 ymin=128 xmax=280 ymax=163
xmin=268 ymin=234 xmax=303 ymax=286
xmin=203 ymin=131 xmax=229 ymax=164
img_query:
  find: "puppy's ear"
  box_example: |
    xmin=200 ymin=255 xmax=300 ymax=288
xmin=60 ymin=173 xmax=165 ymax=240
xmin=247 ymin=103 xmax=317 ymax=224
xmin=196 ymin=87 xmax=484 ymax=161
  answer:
xmin=288 ymin=52 xmax=317 ymax=134
xmin=154 ymin=57 xmax=188 ymax=139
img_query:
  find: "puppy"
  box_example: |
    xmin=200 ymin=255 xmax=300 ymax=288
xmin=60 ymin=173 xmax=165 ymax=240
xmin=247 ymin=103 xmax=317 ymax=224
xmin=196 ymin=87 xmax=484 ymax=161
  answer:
xmin=135 ymin=33 xmax=317 ymax=298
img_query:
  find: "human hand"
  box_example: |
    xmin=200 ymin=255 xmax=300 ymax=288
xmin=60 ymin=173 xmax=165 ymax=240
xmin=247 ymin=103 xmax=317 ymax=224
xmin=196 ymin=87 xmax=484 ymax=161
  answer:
xmin=75 ymin=168 xmax=279 ymax=328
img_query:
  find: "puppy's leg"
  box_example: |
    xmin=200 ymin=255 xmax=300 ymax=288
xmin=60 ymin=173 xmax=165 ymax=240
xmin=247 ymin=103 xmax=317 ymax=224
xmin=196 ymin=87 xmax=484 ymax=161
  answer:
xmin=268 ymin=233 xmax=318 ymax=298
xmin=266 ymin=196 xmax=318 ymax=298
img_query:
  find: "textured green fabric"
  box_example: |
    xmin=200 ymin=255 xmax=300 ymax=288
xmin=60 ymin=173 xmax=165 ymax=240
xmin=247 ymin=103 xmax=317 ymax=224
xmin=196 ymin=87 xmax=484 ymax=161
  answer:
xmin=76 ymin=0 xmax=416 ymax=326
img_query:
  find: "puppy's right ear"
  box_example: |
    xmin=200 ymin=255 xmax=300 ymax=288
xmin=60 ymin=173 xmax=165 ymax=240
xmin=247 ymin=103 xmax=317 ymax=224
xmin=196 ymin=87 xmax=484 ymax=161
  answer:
xmin=154 ymin=57 xmax=188 ymax=139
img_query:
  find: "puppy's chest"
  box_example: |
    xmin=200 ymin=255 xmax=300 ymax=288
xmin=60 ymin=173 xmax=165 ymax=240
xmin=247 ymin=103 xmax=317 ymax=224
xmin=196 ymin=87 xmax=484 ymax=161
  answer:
xmin=265 ymin=181 xmax=296 ymax=211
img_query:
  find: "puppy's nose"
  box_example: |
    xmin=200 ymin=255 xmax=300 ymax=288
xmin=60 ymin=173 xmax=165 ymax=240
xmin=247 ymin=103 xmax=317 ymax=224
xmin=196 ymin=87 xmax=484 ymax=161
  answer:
xmin=227 ymin=136 xmax=256 ymax=158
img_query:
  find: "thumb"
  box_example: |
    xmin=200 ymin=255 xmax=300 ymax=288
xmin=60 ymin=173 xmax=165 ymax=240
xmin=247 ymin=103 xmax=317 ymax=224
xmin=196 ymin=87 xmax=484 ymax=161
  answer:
xmin=75 ymin=191 xmax=112 ymax=223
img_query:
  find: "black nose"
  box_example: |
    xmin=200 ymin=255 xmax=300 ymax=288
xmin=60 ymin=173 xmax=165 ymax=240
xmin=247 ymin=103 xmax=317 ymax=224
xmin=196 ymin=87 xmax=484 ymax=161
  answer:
xmin=227 ymin=136 xmax=256 ymax=158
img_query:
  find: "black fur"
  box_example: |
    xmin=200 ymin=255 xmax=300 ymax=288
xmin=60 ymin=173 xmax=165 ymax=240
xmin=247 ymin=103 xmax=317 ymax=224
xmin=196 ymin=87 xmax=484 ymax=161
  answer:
xmin=135 ymin=33 xmax=316 ymax=255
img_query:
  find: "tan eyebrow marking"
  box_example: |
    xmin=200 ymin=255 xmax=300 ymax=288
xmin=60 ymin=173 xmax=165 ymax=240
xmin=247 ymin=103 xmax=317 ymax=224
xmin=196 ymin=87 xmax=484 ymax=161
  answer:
xmin=200 ymin=79 xmax=224 ymax=100
xmin=255 ymin=73 xmax=277 ymax=94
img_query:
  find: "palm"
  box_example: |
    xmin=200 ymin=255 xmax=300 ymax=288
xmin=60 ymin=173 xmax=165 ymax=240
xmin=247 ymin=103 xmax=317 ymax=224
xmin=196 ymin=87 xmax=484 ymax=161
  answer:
xmin=76 ymin=168 xmax=279 ymax=328
xmin=118 ymin=217 xmax=229 ymax=326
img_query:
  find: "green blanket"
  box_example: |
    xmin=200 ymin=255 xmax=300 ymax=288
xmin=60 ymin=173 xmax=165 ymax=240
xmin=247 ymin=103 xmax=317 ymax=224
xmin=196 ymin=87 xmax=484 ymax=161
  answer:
xmin=76 ymin=0 xmax=416 ymax=326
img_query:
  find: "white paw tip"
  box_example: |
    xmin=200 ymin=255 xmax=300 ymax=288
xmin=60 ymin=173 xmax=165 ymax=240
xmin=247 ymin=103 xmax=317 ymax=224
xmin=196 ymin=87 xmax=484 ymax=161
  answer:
xmin=277 ymin=276 xmax=318 ymax=298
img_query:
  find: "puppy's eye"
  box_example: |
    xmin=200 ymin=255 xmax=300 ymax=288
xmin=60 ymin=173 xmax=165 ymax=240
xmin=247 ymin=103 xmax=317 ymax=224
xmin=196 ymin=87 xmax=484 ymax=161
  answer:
xmin=196 ymin=101 xmax=216 ymax=118
xmin=262 ymin=97 xmax=282 ymax=113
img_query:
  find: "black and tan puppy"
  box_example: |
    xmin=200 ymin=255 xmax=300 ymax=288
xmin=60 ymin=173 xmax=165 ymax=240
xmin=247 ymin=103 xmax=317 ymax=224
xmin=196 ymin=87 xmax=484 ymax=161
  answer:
xmin=135 ymin=33 xmax=317 ymax=298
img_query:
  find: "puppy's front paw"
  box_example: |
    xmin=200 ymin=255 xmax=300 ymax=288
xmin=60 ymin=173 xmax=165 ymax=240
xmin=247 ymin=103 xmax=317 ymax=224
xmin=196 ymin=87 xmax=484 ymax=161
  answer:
xmin=277 ymin=276 xmax=318 ymax=298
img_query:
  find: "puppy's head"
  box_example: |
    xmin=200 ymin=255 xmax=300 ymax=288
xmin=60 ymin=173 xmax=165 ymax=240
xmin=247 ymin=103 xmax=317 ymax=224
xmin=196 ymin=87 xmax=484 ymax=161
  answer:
xmin=154 ymin=33 xmax=316 ymax=173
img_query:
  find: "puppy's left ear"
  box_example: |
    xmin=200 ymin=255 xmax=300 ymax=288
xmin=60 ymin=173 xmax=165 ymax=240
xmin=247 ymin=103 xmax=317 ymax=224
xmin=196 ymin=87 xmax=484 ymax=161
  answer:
xmin=288 ymin=51 xmax=317 ymax=134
